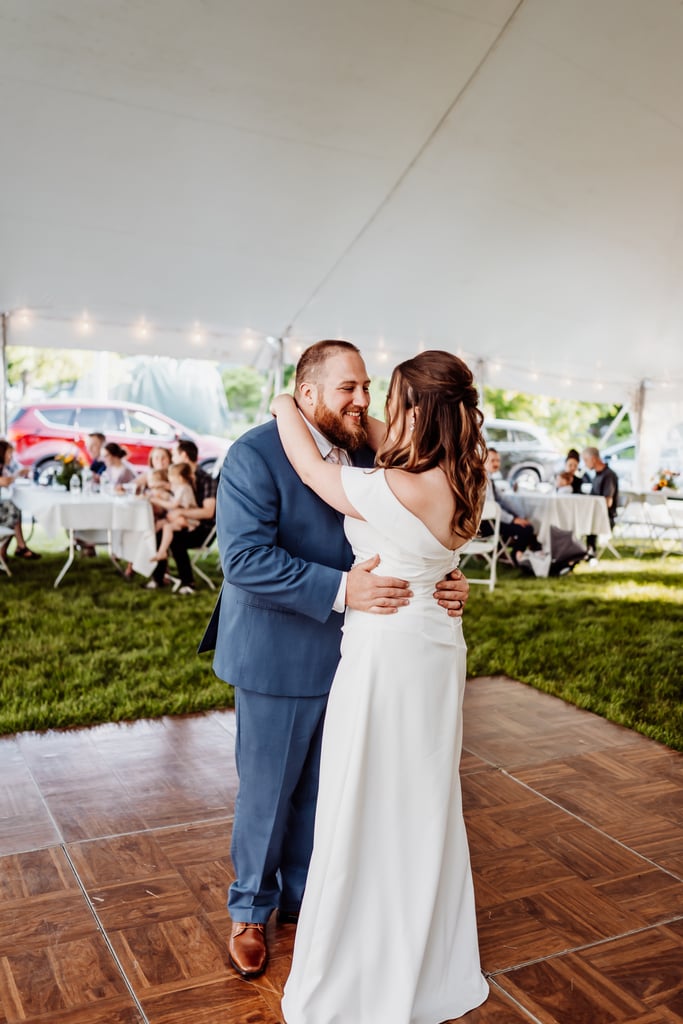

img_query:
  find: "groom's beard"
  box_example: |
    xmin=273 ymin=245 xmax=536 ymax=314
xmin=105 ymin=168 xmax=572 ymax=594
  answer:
xmin=314 ymin=400 xmax=369 ymax=453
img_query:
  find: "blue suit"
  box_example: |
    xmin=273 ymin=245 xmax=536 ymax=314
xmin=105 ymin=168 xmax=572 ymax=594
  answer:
xmin=200 ymin=418 xmax=373 ymax=921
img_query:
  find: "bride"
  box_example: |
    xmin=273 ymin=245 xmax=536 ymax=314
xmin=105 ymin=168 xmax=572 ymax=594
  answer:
xmin=272 ymin=349 xmax=490 ymax=1024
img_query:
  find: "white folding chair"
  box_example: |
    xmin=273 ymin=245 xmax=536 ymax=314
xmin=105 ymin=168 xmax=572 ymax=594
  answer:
xmin=170 ymin=524 xmax=220 ymax=591
xmin=0 ymin=526 xmax=14 ymax=577
xmin=190 ymin=524 xmax=220 ymax=590
xmin=458 ymin=499 xmax=501 ymax=592
xmin=612 ymin=492 xmax=667 ymax=556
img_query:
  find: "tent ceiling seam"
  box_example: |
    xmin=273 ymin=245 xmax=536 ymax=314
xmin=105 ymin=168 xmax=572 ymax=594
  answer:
xmin=280 ymin=0 xmax=527 ymax=338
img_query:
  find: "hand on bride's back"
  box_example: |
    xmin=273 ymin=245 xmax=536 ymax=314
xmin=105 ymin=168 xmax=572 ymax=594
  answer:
xmin=346 ymin=554 xmax=412 ymax=615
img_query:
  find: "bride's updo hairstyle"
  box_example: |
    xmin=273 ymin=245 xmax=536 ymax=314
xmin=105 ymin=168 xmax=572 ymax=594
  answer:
xmin=375 ymin=350 xmax=487 ymax=540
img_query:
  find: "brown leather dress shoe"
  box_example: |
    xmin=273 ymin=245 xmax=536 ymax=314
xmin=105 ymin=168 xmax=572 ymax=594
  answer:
xmin=228 ymin=922 xmax=268 ymax=978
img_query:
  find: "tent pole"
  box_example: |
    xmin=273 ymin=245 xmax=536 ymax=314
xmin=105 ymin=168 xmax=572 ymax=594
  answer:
xmin=0 ymin=312 xmax=8 ymax=437
xmin=265 ymin=335 xmax=284 ymax=396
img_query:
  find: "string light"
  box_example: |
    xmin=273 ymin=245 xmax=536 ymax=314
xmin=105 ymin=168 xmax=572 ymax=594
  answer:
xmin=241 ymin=331 xmax=259 ymax=351
xmin=134 ymin=317 xmax=151 ymax=341
xmin=77 ymin=312 xmax=93 ymax=335
xmin=190 ymin=322 xmax=205 ymax=346
xmin=8 ymin=308 xmax=680 ymax=398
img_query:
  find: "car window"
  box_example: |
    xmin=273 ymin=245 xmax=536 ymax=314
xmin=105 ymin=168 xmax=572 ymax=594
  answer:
xmin=485 ymin=426 xmax=509 ymax=443
xmin=38 ymin=407 xmax=76 ymax=426
xmin=127 ymin=410 xmax=175 ymax=438
xmin=76 ymin=407 xmax=126 ymax=432
xmin=513 ymin=429 xmax=540 ymax=443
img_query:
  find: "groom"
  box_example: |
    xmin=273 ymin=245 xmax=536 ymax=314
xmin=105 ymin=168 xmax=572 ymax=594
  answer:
xmin=199 ymin=340 xmax=470 ymax=979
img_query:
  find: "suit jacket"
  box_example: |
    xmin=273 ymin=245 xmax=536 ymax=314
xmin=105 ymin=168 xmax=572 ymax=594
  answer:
xmin=198 ymin=418 xmax=374 ymax=698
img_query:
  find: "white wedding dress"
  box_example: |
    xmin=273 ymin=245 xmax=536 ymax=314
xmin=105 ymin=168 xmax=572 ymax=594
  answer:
xmin=281 ymin=467 xmax=488 ymax=1024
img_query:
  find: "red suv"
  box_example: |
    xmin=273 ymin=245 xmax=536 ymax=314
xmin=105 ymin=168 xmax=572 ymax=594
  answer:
xmin=8 ymin=400 xmax=229 ymax=481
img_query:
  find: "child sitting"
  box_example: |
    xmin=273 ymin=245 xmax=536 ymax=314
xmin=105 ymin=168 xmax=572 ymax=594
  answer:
xmin=145 ymin=468 xmax=174 ymax=522
xmin=556 ymin=470 xmax=574 ymax=494
xmin=150 ymin=462 xmax=200 ymax=562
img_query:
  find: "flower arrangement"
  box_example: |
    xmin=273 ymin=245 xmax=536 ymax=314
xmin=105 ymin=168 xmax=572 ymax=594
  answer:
xmin=652 ymin=469 xmax=679 ymax=492
xmin=54 ymin=453 xmax=85 ymax=490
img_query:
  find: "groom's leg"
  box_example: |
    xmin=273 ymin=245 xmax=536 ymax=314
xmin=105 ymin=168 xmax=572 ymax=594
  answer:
xmin=228 ymin=688 xmax=328 ymax=924
xmin=279 ymin=704 xmax=326 ymax=913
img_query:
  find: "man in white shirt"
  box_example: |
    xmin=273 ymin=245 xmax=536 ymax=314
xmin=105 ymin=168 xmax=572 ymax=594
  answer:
xmin=484 ymin=448 xmax=542 ymax=563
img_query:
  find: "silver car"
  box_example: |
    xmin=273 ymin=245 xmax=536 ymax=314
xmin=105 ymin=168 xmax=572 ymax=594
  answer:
xmin=483 ymin=418 xmax=561 ymax=489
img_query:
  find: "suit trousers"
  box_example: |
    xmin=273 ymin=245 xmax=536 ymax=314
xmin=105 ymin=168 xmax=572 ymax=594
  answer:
xmin=228 ymin=686 xmax=328 ymax=923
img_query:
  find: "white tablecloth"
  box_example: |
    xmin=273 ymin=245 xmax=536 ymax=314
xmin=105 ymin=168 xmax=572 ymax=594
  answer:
xmin=508 ymin=492 xmax=611 ymax=545
xmin=12 ymin=484 xmax=156 ymax=578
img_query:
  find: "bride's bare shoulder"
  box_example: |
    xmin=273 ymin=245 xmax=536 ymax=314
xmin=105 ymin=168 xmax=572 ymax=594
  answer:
xmin=384 ymin=466 xmax=451 ymax=505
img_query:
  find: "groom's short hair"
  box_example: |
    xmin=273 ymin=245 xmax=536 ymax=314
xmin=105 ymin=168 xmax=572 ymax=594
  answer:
xmin=295 ymin=339 xmax=360 ymax=389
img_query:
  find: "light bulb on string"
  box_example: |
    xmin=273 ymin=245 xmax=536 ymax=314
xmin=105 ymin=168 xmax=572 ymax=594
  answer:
xmin=134 ymin=317 xmax=151 ymax=341
xmin=15 ymin=308 xmax=32 ymax=327
xmin=241 ymin=330 xmax=260 ymax=351
xmin=77 ymin=312 xmax=93 ymax=335
xmin=190 ymin=322 xmax=205 ymax=346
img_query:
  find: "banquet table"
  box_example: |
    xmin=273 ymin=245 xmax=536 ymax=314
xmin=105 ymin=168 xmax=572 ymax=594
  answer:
xmin=11 ymin=482 xmax=156 ymax=587
xmin=504 ymin=491 xmax=611 ymax=548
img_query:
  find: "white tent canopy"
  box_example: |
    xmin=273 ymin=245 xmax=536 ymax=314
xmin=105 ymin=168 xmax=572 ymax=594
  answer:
xmin=2 ymin=0 xmax=683 ymax=469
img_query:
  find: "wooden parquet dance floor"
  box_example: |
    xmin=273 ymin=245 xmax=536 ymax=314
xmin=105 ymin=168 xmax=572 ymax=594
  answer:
xmin=1 ymin=675 xmax=682 ymax=1023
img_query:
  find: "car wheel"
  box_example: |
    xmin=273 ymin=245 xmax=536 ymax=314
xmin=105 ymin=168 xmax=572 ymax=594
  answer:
xmin=199 ymin=457 xmax=217 ymax=476
xmin=34 ymin=458 xmax=62 ymax=485
xmin=510 ymin=466 xmax=541 ymax=490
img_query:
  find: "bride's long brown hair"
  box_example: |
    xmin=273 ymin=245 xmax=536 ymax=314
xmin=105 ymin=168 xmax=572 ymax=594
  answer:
xmin=375 ymin=350 xmax=487 ymax=540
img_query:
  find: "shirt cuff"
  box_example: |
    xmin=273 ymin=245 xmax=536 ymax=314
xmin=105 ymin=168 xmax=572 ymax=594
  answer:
xmin=333 ymin=572 xmax=348 ymax=614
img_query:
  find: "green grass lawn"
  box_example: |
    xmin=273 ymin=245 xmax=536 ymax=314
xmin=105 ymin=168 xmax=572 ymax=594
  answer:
xmin=2 ymin=531 xmax=682 ymax=749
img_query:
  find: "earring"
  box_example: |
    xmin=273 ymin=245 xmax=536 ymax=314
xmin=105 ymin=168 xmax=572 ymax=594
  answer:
xmin=410 ymin=413 xmax=415 ymax=433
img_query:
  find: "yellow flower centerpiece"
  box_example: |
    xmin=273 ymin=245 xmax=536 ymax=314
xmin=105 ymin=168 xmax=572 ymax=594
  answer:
xmin=652 ymin=469 xmax=679 ymax=492
xmin=55 ymin=453 xmax=85 ymax=490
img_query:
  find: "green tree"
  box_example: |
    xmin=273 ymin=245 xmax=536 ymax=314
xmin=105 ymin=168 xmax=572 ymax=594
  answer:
xmin=8 ymin=346 xmax=95 ymax=395
xmin=221 ymin=365 xmax=267 ymax=419
xmin=483 ymin=387 xmax=631 ymax=453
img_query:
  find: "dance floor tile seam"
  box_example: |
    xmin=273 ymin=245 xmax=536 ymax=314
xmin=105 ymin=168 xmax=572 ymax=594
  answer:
xmin=485 ymin=766 xmax=683 ymax=886
xmin=2 ymin=677 xmax=683 ymax=1023
xmin=484 ymin=915 xmax=683 ymax=975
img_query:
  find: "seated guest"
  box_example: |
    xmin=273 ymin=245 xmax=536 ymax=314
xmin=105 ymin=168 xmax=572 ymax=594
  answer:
xmin=100 ymin=442 xmax=137 ymax=492
xmin=85 ymin=432 xmax=107 ymax=481
xmin=134 ymin=446 xmax=173 ymax=494
xmin=145 ymin=467 xmax=173 ymax=519
xmin=150 ymin=462 xmax=200 ymax=562
xmin=581 ymin=446 xmax=619 ymax=556
xmin=484 ymin=447 xmax=542 ymax=564
xmin=565 ymin=448 xmax=588 ymax=493
xmin=2 ymin=442 xmax=30 ymax=481
xmin=73 ymin=432 xmax=108 ymax=555
xmin=122 ymin=466 xmax=174 ymax=580
xmin=0 ymin=440 xmax=41 ymax=560
xmin=145 ymin=439 xmax=217 ymax=594
xmin=555 ymin=470 xmax=574 ymax=494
